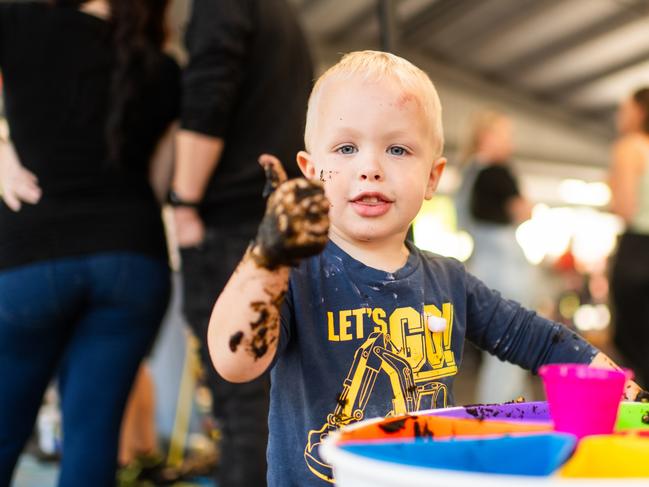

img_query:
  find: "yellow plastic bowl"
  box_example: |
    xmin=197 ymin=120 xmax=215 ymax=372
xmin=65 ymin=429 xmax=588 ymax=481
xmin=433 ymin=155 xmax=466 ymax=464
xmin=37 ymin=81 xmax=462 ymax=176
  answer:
xmin=561 ymin=434 xmax=649 ymax=478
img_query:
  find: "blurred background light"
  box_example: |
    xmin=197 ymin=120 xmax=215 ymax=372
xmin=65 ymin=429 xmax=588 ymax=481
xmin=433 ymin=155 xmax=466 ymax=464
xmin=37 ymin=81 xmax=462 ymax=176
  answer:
xmin=573 ymin=304 xmax=611 ymax=332
xmin=515 ymin=203 xmax=623 ymax=268
xmin=558 ymin=179 xmax=611 ymax=207
xmin=413 ymin=196 xmax=474 ymax=262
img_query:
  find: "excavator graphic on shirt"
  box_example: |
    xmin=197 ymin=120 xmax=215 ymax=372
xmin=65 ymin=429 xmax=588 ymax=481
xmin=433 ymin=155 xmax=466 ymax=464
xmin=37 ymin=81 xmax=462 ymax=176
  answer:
xmin=304 ymin=303 xmax=458 ymax=483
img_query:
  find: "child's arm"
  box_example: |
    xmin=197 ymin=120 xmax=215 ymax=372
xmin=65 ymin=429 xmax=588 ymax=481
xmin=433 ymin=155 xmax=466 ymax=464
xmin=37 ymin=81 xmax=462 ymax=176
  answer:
xmin=464 ymin=270 xmax=646 ymax=401
xmin=207 ymin=155 xmax=329 ymax=383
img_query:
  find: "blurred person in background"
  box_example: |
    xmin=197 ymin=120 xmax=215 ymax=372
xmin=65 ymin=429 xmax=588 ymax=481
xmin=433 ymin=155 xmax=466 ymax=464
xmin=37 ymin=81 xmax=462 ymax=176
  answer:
xmin=455 ymin=110 xmax=536 ymax=403
xmin=170 ymin=0 xmax=313 ymax=485
xmin=609 ymin=88 xmax=649 ymax=389
xmin=0 ymin=1 xmax=179 ymax=486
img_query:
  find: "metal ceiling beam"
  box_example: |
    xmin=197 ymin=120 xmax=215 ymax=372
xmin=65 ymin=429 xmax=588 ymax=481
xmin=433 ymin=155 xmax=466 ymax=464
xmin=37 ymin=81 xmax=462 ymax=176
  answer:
xmin=438 ymin=0 xmax=553 ymax=55
xmin=500 ymin=0 xmax=649 ymax=76
xmin=416 ymin=42 xmax=613 ymax=140
xmin=322 ymin=2 xmax=377 ymax=44
xmin=400 ymin=0 xmax=474 ymax=45
xmin=301 ymin=0 xmax=328 ymax=13
xmin=377 ymin=0 xmax=398 ymax=52
xmin=540 ymin=47 xmax=649 ymax=96
xmin=448 ymin=0 xmax=566 ymax=57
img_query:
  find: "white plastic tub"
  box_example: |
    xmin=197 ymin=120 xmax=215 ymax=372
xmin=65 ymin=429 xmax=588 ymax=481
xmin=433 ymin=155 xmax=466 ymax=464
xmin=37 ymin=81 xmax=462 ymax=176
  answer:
xmin=320 ymin=421 xmax=649 ymax=487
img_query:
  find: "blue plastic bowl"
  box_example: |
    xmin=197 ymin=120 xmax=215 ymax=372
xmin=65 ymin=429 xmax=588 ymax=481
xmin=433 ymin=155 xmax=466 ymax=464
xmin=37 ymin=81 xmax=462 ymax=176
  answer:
xmin=340 ymin=433 xmax=576 ymax=476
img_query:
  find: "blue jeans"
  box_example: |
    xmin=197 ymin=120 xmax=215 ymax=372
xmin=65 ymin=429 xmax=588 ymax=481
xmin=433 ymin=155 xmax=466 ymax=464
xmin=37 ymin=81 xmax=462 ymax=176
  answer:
xmin=0 ymin=253 xmax=170 ymax=487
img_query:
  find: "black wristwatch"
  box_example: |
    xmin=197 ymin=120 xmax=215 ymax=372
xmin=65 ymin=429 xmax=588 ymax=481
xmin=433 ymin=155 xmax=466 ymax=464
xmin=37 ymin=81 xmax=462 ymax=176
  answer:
xmin=167 ymin=189 xmax=201 ymax=209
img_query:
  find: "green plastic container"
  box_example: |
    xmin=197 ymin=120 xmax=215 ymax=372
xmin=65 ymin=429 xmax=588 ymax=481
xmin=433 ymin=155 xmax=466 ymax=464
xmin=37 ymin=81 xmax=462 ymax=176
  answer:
xmin=615 ymin=401 xmax=649 ymax=431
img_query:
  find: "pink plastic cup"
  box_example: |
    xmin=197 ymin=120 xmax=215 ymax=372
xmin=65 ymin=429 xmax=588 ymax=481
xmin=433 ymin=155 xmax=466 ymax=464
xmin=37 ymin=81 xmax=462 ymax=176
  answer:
xmin=539 ymin=364 xmax=632 ymax=439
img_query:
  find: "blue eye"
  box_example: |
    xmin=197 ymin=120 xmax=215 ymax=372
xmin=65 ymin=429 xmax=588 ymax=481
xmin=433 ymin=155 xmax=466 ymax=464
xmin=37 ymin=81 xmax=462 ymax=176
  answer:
xmin=337 ymin=145 xmax=357 ymax=155
xmin=388 ymin=146 xmax=407 ymax=156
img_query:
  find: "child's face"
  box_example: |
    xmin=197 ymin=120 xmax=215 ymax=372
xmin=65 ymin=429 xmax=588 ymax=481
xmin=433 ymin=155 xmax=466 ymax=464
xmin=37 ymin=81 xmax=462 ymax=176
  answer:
xmin=298 ymin=76 xmax=445 ymax=246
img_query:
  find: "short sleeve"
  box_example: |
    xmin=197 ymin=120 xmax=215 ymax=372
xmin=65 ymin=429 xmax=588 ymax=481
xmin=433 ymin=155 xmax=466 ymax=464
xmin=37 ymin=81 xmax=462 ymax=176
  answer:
xmin=181 ymin=0 xmax=254 ymax=136
xmin=158 ymin=55 xmax=181 ymax=127
xmin=0 ymin=4 xmax=16 ymax=69
xmin=470 ymin=165 xmax=520 ymax=224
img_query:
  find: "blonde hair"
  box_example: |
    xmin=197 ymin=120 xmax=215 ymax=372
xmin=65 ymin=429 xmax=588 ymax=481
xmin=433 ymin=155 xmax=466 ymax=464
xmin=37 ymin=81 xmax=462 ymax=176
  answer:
xmin=304 ymin=50 xmax=444 ymax=157
xmin=459 ymin=109 xmax=508 ymax=165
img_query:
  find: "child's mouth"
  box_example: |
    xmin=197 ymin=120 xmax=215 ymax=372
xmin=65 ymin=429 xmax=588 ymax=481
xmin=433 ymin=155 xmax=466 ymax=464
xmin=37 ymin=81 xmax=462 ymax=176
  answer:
xmin=350 ymin=192 xmax=393 ymax=217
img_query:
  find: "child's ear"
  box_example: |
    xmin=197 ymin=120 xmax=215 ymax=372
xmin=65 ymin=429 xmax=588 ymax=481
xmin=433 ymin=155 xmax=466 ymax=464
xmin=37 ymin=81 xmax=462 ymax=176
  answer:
xmin=297 ymin=150 xmax=316 ymax=179
xmin=425 ymin=157 xmax=446 ymax=200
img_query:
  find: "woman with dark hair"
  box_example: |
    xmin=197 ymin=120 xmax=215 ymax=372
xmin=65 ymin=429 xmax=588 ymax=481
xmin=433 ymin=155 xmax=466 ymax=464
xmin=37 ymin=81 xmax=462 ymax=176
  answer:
xmin=0 ymin=1 xmax=179 ymax=485
xmin=609 ymin=88 xmax=649 ymax=389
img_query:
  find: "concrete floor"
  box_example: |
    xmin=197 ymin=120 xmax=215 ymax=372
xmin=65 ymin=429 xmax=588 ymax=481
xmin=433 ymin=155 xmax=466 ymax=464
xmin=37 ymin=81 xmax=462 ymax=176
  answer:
xmin=13 ymin=455 xmax=58 ymax=487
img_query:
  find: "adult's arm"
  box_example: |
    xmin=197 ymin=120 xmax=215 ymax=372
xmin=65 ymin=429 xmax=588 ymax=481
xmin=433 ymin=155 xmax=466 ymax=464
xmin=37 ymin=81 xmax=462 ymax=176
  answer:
xmin=148 ymin=121 xmax=178 ymax=204
xmin=609 ymin=135 xmax=645 ymax=223
xmin=172 ymin=0 xmax=253 ymax=244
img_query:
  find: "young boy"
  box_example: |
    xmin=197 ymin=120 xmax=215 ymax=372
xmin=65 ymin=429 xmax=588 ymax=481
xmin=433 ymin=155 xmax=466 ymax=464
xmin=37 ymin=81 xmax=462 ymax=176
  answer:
xmin=207 ymin=51 xmax=641 ymax=486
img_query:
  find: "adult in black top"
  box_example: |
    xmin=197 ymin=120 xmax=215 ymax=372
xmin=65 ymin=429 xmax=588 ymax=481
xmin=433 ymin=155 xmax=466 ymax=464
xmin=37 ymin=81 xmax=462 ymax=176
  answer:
xmin=470 ymin=164 xmax=521 ymax=224
xmin=170 ymin=1 xmax=313 ymax=485
xmin=0 ymin=2 xmax=178 ymax=486
xmin=0 ymin=2 xmax=179 ymax=269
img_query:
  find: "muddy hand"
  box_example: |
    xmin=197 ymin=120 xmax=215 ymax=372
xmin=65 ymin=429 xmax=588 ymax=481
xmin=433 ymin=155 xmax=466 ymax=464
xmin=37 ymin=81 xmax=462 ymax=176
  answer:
xmin=251 ymin=154 xmax=329 ymax=270
xmin=260 ymin=153 xmax=288 ymax=198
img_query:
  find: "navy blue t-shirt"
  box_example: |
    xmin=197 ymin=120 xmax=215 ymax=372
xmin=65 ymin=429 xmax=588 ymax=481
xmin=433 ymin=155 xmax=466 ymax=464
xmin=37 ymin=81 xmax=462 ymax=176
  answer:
xmin=268 ymin=241 xmax=597 ymax=486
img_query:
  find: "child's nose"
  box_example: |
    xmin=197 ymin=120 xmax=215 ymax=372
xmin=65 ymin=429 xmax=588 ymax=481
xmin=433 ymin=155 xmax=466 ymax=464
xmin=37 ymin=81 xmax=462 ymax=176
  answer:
xmin=359 ymin=160 xmax=384 ymax=181
xmin=360 ymin=171 xmax=382 ymax=181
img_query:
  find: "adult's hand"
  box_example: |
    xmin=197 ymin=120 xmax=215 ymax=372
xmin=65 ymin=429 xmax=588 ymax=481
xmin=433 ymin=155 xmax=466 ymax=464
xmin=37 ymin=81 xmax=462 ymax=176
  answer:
xmin=173 ymin=206 xmax=205 ymax=248
xmin=0 ymin=142 xmax=41 ymax=211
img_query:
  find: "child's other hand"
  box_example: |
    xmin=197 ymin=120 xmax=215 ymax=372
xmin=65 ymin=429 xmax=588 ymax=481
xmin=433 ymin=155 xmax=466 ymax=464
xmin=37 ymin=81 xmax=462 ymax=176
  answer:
xmin=623 ymin=380 xmax=640 ymax=401
xmin=251 ymin=154 xmax=330 ymax=269
xmin=627 ymin=383 xmax=648 ymax=402
xmin=590 ymin=352 xmax=646 ymax=401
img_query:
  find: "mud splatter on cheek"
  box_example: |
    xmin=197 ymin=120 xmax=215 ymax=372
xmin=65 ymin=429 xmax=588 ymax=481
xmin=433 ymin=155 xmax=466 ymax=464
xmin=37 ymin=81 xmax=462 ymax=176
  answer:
xmin=327 ymin=170 xmax=339 ymax=181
